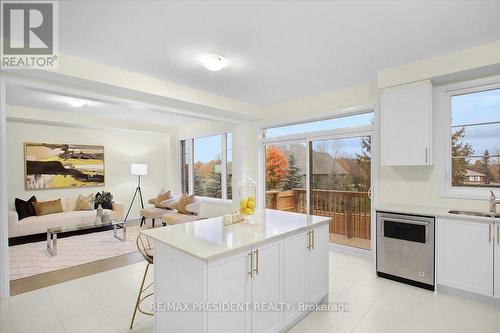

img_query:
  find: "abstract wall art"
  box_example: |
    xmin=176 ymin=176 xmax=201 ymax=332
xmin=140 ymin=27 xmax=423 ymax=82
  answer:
xmin=24 ymin=142 xmax=105 ymax=190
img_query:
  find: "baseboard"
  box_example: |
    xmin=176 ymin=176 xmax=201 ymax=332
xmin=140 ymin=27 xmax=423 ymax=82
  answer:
xmin=437 ymin=284 xmax=500 ymax=306
xmin=329 ymin=242 xmax=374 ymax=259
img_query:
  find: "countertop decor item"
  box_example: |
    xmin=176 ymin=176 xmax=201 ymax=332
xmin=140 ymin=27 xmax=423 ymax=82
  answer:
xmin=238 ymin=174 xmax=257 ymax=221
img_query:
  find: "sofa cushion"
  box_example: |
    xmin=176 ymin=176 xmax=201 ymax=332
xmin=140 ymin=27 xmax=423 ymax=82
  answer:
xmin=177 ymin=194 xmax=196 ymax=214
xmin=13 ymin=209 xmax=120 ymax=235
xmin=15 ymin=196 xmax=37 ymax=220
xmin=75 ymin=193 xmax=94 ymax=211
xmin=141 ymin=207 xmax=169 ymax=218
xmin=154 ymin=189 xmax=172 ymax=208
xmin=33 ymin=199 xmax=64 ymax=216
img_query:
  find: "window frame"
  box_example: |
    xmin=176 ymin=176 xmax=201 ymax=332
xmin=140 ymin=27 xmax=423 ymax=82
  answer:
xmin=178 ymin=131 xmax=233 ymax=202
xmin=437 ymin=74 xmax=500 ymax=199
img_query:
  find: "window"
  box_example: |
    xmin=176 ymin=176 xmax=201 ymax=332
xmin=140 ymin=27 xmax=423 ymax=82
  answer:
xmin=180 ymin=132 xmax=232 ymax=200
xmin=450 ymin=88 xmax=500 ymax=188
xmin=263 ymin=112 xmax=374 ymax=138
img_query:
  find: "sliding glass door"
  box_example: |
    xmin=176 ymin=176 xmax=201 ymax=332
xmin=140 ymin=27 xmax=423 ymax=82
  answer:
xmin=309 ymin=135 xmax=371 ymax=250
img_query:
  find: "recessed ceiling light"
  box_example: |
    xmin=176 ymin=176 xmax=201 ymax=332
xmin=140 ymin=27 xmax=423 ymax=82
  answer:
xmin=200 ymin=55 xmax=226 ymax=71
xmin=67 ymin=99 xmax=87 ymax=108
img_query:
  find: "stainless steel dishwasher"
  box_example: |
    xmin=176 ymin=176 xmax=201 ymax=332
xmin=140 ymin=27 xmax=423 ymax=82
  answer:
xmin=376 ymin=211 xmax=435 ymax=291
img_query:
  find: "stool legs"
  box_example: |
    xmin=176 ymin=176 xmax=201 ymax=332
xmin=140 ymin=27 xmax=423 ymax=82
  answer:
xmin=140 ymin=216 xmax=146 ymax=227
xmin=130 ymin=262 xmax=154 ymax=329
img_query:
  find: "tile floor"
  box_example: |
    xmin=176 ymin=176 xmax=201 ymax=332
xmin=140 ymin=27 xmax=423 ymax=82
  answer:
xmin=1 ymin=251 xmax=500 ymax=333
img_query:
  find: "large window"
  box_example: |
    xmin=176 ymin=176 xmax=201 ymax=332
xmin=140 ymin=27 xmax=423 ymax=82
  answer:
xmin=450 ymin=87 xmax=500 ymax=188
xmin=263 ymin=110 xmax=373 ymax=250
xmin=180 ymin=132 xmax=232 ymax=200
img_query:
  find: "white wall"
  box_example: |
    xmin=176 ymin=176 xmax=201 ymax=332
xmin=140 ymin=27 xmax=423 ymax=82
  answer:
xmin=6 ymin=120 xmax=174 ymax=219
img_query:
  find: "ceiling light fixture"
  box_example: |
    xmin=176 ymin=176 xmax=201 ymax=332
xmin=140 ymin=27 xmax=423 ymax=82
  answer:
xmin=67 ymin=99 xmax=87 ymax=108
xmin=200 ymin=55 xmax=226 ymax=71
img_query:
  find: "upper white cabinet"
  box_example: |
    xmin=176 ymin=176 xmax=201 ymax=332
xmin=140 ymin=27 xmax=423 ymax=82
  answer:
xmin=381 ymin=80 xmax=433 ymax=166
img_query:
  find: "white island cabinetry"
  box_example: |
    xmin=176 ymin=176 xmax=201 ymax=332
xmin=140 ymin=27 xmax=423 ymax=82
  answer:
xmin=144 ymin=210 xmax=330 ymax=333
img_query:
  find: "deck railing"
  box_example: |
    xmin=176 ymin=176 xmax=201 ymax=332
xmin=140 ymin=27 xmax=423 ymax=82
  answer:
xmin=266 ymin=189 xmax=371 ymax=240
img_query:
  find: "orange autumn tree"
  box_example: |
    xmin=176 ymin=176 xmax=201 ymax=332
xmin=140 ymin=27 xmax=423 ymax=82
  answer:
xmin=266 ymin=146 xmax=289 ymax=190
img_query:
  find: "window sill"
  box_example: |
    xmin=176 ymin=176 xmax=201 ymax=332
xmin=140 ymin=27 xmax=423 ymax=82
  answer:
xmin=198 ymin=197 xmax=234 ymax=205
xmin=439 ymin=186 xmax=500 ymax=201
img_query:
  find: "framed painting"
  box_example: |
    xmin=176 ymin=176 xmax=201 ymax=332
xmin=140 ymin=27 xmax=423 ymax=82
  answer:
xmin=24 ymin=142 xmax=105 ymax=190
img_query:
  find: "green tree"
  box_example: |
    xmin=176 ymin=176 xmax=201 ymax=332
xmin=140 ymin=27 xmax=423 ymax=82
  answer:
xmin=205 ymin=165 xmax=222 ymax=198
xmin=480 ymin=149 xmax=492 ymax=184
xmin=282 ymin=154 xmax=303 ymax=190
xmin=193 ymin=174 xmax=204 ymax=195
xmin=355 ymin=136 xmax=371 ymax=191
xmin=451 ymin=127 xmax=474 ymax=186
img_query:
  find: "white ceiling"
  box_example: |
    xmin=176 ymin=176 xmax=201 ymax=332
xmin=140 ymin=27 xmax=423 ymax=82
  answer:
xmin=58 ymin=1 xmax=500 ymax=107
xmin=6 ymin=85 xmax=209 ymax=129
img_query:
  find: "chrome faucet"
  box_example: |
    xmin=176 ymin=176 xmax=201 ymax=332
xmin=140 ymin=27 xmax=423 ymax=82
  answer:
xmin=490 ymin=191 xmax=500 ymax=213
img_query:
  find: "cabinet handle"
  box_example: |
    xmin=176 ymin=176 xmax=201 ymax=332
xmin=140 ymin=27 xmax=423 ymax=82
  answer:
xmin=425 ymin=148 xmax=428 ymax=164
xmin=248 ymin=251 xmax=253 ymax=278
xmin=312 ymin=229 xmax=315 ymax=250
xmin=254 ymin=249 xmax=259 ymax=276
xmin=489 ymin=224 xmax=492 ymax=244
xmin=307 ymin=231 xmax=311 ymax=250
xmin=497 ymin=225 xmax=499 ymax=246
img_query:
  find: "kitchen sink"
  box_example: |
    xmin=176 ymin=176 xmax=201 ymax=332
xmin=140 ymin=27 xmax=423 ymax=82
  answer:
xmin=448 ymin=210 xmax=500 ymax=218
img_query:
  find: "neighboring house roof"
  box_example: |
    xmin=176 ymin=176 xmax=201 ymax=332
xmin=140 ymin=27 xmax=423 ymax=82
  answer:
xmin=465 ymin=169 xmax=486 ymax=177
xmin=281 ymin=144 xmax=348 ymax=175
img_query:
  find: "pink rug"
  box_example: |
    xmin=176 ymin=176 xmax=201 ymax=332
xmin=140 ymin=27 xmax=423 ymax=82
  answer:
xmin=9 ymin=225 xmax=145 ymax=280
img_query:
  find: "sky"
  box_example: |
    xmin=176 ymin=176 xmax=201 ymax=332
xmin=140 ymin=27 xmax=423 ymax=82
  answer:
xmin=452 ymin=88 xmax=500 ymax=156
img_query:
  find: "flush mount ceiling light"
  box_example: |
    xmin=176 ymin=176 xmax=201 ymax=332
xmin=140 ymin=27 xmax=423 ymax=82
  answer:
xmin=200 ymin=55 xmax=226 ymax=71
xmin=67 ymin=99 xmax=87 ymax=108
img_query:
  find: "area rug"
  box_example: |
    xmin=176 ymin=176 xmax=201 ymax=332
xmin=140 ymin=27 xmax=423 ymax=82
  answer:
xmin=9 ymin=225 xmax=146 ymax=280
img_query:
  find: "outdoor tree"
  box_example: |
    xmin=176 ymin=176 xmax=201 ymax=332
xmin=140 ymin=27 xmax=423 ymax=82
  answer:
xmin=355 ymin=136 xmax=371 ymax=191
xmin=265 ymin=146 xmax=289 ymax=190
xmin=451 ymin=127 xmax=474 ymax=186
xmin=193 ymin=173 xmax=204 ymax=195
xmin=480 ymin=149 xmax=492 ymax=184
xmin=282 ymin=153 xmax=303 ymax=190
xmin=204 ymin=164 xmax=222 ymax=198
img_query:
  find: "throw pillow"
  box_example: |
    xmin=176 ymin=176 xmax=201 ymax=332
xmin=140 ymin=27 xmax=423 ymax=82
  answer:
xmin=75 ymin=193 xmax=95 ymax=211
xmin=15 ymin=196 xmax=37 ymax=220
xmin=33 ymin=199 xmax=64 ymax=216
xmin=177 ymin=194 xmax=196 ymax=214
xmin=154 ymin=189 xmax=172 ymax=208
xmin=94 ymin=191 xmax=113 ymax=209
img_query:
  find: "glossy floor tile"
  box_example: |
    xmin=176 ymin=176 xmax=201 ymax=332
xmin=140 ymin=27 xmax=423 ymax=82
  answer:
xmin=1 ymin=251 xmax=499 ymax=332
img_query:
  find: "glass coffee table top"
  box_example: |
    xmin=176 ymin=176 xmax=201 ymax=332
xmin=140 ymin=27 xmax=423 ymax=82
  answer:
xmin=47 ymin=220 xmax=127 ymax=256
xmin=47 ymin=220 xmax=124 ymax=234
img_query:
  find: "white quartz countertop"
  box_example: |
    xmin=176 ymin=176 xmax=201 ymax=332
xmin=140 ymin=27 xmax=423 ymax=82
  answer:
xmin=377 ymin=203 xmax=495 ymax=223
xmin=141 ymin=209 xmax=330 ymax=260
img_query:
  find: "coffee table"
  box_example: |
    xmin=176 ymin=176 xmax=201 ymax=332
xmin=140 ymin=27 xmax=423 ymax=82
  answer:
xmin=47 ymin=220 xmax=126 ymax=256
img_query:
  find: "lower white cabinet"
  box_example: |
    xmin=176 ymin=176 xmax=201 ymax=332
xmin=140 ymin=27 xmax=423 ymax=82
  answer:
xmin=308 ymin=224 xmax=329 ymax=303
xmin=283 ymin=232 xmax=308 ymax=326
xmin=251 ymin=241 xmax=283 ymax=333
xmin=495 ymin=223 xmax=500 ymax=299
xmin=207 ymin=224 xmax=329 ymax=333
xmin=437 ymin=218 xmax=494 ymax=296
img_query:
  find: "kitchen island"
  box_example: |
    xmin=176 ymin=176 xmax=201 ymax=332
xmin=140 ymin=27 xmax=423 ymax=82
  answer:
xmin=141 ymin=209 xmax=330 ymax=333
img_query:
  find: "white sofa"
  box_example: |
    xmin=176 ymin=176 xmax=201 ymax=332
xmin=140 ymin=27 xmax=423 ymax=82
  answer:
xmin=8 ymin=196 xmax=124 ymax=238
